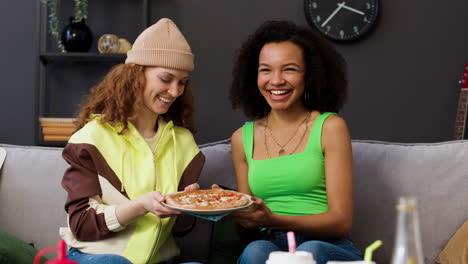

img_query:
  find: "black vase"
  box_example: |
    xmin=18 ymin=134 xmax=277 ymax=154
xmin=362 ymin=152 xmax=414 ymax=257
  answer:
xmin=61 ymin=17 xmax=93 ymax=52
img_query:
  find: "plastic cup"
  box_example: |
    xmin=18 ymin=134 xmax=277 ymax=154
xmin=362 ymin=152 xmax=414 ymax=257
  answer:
xmin=266 ymin=251 xmax=316 ymax=264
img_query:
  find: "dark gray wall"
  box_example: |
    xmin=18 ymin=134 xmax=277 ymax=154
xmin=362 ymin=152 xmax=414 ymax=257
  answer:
xmin=0 ymin=0 xmax=38 ymax=145
xmin=1 ymin=0 xmax=468 ymax=146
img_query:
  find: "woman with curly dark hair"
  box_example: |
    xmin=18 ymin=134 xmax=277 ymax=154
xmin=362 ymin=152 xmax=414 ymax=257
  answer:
xmin=229 ymin=20 xmax=362 ymax=264
xmin=59 ymin=18 xmax=204 ymax=264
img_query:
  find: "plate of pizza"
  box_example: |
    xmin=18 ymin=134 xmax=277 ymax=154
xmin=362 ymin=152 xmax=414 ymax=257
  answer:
xmin=164 ymin=189 xmax=253 ymax=215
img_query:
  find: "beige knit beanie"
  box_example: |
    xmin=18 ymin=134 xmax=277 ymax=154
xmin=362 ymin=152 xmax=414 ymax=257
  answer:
xmin=125 ymin=18 xmax=194 ymax=72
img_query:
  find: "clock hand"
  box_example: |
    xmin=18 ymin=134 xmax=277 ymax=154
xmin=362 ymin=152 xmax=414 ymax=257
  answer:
xmin=341 ymin=4 xmax=365 ymax=15
xmin=321 ymin=2 xmax=345 ymax=27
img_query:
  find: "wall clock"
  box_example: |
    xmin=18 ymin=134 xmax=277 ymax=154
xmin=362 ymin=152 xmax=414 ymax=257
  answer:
xmin=304 ymin=0 xmax=380 ymax=42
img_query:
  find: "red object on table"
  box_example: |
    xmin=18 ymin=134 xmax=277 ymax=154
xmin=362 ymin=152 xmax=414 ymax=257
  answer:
xmin=34 ymin=239 xmax=78 ymax=264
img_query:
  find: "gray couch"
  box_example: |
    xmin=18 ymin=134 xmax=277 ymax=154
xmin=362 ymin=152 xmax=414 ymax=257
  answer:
xmin=1 ymin=139 xmax=467 ymax=263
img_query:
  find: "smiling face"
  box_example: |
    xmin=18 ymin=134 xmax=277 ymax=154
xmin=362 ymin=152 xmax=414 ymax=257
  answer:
xmin=141 ymin=66 xmax=189 ymax=117
xmin=257 ymin=41 xmax=306 ymax=111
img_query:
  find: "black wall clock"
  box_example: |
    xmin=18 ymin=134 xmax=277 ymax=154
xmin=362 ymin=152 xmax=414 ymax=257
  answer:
xmin=304 ymin=0 xmax=380 ymax=42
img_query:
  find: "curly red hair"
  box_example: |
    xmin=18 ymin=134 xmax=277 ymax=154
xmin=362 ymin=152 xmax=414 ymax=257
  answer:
xmin=75 ymin=64 xmax=195 ymax=133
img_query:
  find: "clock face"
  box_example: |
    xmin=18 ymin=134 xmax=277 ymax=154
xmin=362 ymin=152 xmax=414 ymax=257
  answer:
xmin=304 ymin=0 xmax=380 ymax=42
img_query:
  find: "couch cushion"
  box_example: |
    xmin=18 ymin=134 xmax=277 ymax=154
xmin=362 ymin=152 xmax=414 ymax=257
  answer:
xmin=0 ymin=144 xmax=68 ymax=251
xmin=351 ymin=140 xmax=468 ymax=264
xmin=198 ymin=139 xmax=237 ymax=190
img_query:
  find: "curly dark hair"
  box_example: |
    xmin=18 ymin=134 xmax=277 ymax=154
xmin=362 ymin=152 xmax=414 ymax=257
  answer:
xmin=230 ymin=20 xmax=348 ymax=119
xmin=76 ymin=64 xmax=195 ymax=133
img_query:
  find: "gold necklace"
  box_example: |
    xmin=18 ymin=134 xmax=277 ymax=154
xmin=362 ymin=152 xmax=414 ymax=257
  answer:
xmin=289 ymin=118 xmax=310 ymax=154
xmin=264 ymin=112 xmax=310 ymax=158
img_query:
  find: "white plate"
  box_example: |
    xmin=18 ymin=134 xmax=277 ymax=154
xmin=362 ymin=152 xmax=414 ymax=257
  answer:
xmin=162 ymin=193 xmax=254 ymax=215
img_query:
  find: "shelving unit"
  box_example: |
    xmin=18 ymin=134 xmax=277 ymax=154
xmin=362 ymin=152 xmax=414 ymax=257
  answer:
xmin=39 ymin=53 xmax=127 ymax=64
xmin=36 ymin=0 xmax=151 ymax=146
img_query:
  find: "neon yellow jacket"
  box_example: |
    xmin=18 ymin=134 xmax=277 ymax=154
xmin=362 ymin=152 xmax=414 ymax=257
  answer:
xmin=59 ymin=117 xmax=204 ymax=264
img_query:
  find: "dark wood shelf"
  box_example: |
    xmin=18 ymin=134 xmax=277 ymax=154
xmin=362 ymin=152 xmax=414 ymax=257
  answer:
xmin=37 ymin=140 xmax=67 ymax=148
xmin=40 ymin=52 xmax=126 ymax=64
xmin=36 ymin=0 xmax=148 ymax=146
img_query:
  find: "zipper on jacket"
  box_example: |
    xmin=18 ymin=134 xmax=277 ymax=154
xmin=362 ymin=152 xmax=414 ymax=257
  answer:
xmin=148 ymin=217 xmax=163 ymax=263
xmin=152 ymin=120 xmax=171 ymax=155
xmin=147 ymin=119 xmax=171 ymax=263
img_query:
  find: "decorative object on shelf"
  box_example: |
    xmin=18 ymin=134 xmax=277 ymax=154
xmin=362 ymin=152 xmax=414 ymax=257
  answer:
xmin=118 ymin=39 xmax=132 ymax=54
xmin=304 ymin=0 xmax=380 ymax=42
xmin=73 ymin=0 xmax=88 ymax=22
xmin=453 ymin=64 xmax=468 ymax=140
xmin=97 ymin=34 xmax=132 ymax=54
xmin=61 ymin=17 xmax=93 ymax=52
xmin=97 ymin=34 xmax=120 ymax=53
xmin=39 ymin=117 xmax=77 ymax=142
xmin=39 ymin=0 xmax=65 ymax=52
xmin=39 ymin=0 xmax=89 ymax=52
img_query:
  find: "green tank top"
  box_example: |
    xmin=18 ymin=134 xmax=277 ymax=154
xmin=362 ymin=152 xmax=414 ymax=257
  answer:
xmin=242 ymin=112 xmax=335 ymax=216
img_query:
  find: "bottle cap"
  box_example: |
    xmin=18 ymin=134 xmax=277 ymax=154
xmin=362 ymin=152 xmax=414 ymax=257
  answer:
xmin=396 ymin=196 xmax=417 ymax=211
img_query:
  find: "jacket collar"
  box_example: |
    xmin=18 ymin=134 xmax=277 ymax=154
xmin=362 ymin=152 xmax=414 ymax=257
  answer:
xmin=91 ymin=114 xmax=175 ymax=154
xmin=122 ymin=117 xmax=175 ymax=155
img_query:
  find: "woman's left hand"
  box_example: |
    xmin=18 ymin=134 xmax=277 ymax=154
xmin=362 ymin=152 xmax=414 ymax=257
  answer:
xmin=232 ymin=197 xmax=274 ymax=229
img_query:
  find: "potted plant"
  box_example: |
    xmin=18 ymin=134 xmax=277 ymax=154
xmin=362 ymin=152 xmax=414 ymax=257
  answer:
xmin=40 ymin=0 xmax=89 ymax=52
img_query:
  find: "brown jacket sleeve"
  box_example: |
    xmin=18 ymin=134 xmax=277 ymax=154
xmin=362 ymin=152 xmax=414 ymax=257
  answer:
xmin=62 ymin=143 xmax=124 ymax=241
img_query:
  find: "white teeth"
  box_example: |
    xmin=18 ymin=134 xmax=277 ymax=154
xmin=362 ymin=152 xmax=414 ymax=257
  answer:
xmin=270 ymin=90 xmax=288 ymax=95
xmin=158 ymin=96 xmax=171 ymax=103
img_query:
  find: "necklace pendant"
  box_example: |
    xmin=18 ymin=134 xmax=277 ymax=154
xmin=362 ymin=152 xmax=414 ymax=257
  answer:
xmin=278 ymin=149 xmax=286 ymax=156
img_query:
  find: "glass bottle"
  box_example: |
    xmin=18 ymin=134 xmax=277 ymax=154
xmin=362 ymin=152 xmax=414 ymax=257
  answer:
xmin=390 ymin=197 xmax=424 ymax=264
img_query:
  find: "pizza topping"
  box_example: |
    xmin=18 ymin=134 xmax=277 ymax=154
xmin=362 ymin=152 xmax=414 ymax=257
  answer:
xmin=166 ymin=189 xmax=250 ymax=210
xmin=220 ymin=196 xmax=235 ymax=202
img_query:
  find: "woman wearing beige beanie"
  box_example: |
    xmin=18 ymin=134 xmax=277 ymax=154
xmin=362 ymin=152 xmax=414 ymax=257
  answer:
xmin=58 ymin=18 xmax=204 ymax=264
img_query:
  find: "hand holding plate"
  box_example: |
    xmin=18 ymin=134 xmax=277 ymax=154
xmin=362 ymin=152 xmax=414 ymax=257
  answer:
xmin=137 ymin=191 xmax=182 ymax=218
xmin=211 ymin=184 xmax=222 ymax=190
xmin=232 ymin=197 xmax=273 ymax=229
xmin=183 ymin=182 xmax=200 ymax=192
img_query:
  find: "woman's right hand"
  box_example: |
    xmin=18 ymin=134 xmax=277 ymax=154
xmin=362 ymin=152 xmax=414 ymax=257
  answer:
xmin=136 ymin=191 xmax=181 ymax=218
xmin=211 ymin=184 xmax=222 ymax=190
